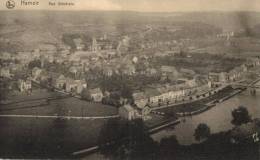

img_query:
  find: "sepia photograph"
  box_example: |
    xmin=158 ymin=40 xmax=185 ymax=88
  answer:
xmin=0 ymin=0 xmax=260 ymax=159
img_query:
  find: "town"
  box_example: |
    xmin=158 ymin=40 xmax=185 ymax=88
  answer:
xmin=1 ymin=29 xmax=260 ymax=121
xmin=1 ymin=10 xmax=260 ymax=159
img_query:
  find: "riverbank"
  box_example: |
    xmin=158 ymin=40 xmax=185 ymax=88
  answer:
xmin=73 ymin=85 xmax=244 ymax=158
xmin=71 ymin=117 xmax=181 ymax=158
xmin=157 ymin=130 xmax=260 ymax=160
xmin=157 ymin=86 xmax=241 ymax=116
xmin=67 ymin=79 xmax=260 ymax=158
xmin=176 ymin=88 xmax=244 ymax=117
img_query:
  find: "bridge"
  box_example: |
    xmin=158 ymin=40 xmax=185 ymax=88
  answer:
xmin=230 ymin=76 xmax=260 ymax=89
xmin=231 ymin=83 xmax=260 ymax=89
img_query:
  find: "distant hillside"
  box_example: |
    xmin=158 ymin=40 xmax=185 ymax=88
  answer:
xmin=1 ymin=11 xmax=260 ymax=29
xmin=172 ymin=12 xmax=260 ymax=31
xmin=0 ymin=11 xmax=260 ymax=51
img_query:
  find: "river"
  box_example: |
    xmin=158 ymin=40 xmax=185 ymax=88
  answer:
xmin=0 ymin=83 xmax=259 ymax=158
xmin=151 ymin=81 xmax=260 ymax=145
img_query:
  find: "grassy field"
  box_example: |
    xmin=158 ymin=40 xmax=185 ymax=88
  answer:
xmin=1 ymin=88 xmax=118 ymax=117
xmin=4 ymin=89 xmax=61 ymax=104
xmin=0 ymin=117 xmax=114 ymax=158
xmin=0 ymin=89 xmax=119 ymax=158
xmin=0 ymin=97 xmax=118 ymax=117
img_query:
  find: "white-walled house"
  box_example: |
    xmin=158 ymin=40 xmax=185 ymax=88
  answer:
xmin=84 ymin=88 xmax=104 ymax=102
xmin=132 ymin=91 xmax=148 ymax=109
xmin=65 ymin=79 xmax=87 ymax=94
xmin=119 ymin=104 xmax=138 ymax=120
xmin=18 ymin=78 xmax=32 ymax=92
xmin=0 ymin=67 xmax=11 ymax=78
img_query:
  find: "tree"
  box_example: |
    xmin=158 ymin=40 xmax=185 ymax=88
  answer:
xmin=98 ymin=119 xmax=159 ymax=160
xmin=69 ymin=67 xmax=77 ymax=79
xmin=0 ymin=80 xmax=10 ymax=102
xmin=28 ymin=59 xmax=41 ymax=69
xmin=159 ymin=135 xmax=180 ymax=158
xmin=194 ymin=123 xmax=211 ymax=141
xmin=98 ymin=119 xmax=124 ymax=155
xmin=121 ymin=84 xmax=133 ymax=99
xmin=80 ymin=88 xmax=91 ymax=101
xmin=101 ymin=96 xmax=121 ymax=107
xmin=231 ymin=106 xmax=252 ymax=126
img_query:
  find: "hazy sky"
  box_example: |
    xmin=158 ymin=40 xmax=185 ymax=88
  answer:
xmin=1 ymin=0 xmax=260 ymax=12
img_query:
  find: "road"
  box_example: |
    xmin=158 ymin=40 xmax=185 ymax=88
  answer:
xmin=0 ymin=114 xmax=119 ymax=120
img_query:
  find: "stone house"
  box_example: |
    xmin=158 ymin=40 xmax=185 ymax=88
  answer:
xmin=157 ymin=84 xmax=186 ymax=103
xmin=208 ymin=72 xmax=229 ymax=84
xmin=247 ymin=57 xmax=260 ymax=67
xmin=18 ymin=78 xmax=32 ymax=92
xmin=31 ymin=67 xmax=42 ymax=81
xmin=0 ymin=67 xmax=11 ymax=78
xmin=145 ymin=68 xmax=157 ymax=76
xmin=85 ymin=88 xmax=104 ymax=102
xmin=132 ymin=91 xmax=148 ymax=109
xmin=38 ymin=70 xmax=49 ymax=83
xmin=103 ymin=67 xmax=113 ymax=77
xmin=65 ymin=79 xmax=87 ymax=94
xmin=73 ymin=38 xmax=85 ymax=50
xmin=0 ymin=52 xmax=12 ymax=60
xmin=16 ymin=52 xmax=32 ymax=64
xmin=161 ymin=65 xmax=179 ymax=77
xmin=144 ymin=88 xmax=161 ymax=106
xmin=39 ymin=44 xmax=57 ymax=54
xmin=141 ymin=106 xmax=152 ymax=121
xmin=119 ymin=104 xmax=138 ymax=121
xmin=122 ymin=64 xmax=136 ymax=75
xmin=228 ymin=65 xmax=247 ymax=82
xmin=49 ymin=73 xmax=67 ymax=89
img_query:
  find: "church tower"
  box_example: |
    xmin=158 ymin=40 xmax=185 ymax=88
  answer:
xmin=92 ymin=37 xmax=98 ymax=52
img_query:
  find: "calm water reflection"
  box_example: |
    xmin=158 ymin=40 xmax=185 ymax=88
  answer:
xmin=152 ymin=82 xmax=260 ymax=145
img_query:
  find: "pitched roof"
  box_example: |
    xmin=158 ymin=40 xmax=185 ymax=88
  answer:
xmin=161 ymin=65 xmax=177 ymax=72
xmin=32 ymin=67 xmax=41 ymax=72
xmin=89 ymin=88 xmax=102 ymax=95
xmin=156 ymin=86 xmax=168 ymax=94
xmin=38 ymin=44 xmax=56 ymax=51
xmin=132 ymin=91 xmax=146 ymax=100
xmin=144 ymin=88 xmax=161 ymax=97
xmin=49 ymin=72 xmax=65 ymax=80
xmin=122 ymin=104 xmax=135 ymax=112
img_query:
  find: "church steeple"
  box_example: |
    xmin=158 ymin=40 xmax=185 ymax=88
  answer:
xmin=92 ymin=37 xmax=98 ymax=52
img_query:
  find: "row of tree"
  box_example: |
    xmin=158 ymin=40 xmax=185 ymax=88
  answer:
xmin=96 ymin=105 xmax=253 ymax=160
